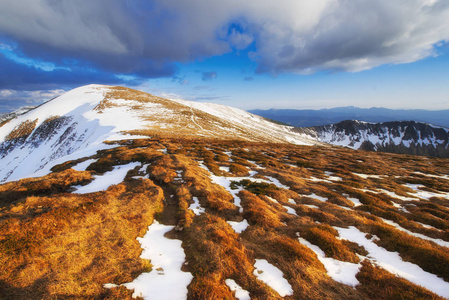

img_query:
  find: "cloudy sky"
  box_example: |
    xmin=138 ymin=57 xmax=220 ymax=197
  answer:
xmin=1 ymin=0 xmax=449 ymax=113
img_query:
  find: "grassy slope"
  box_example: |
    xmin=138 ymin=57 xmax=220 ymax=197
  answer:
xmin=0 ymin=138 xmax=448 ymax=299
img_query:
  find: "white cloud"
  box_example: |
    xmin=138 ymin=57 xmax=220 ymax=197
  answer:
xmin=0 ymin=90 xmax=14 ymax=97
xmin=0 ymin=89 xmax=65 ymax=113
xmin=0 ymin=0 xmax=448 ymax=75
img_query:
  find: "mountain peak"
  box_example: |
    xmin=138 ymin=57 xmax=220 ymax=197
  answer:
xmin=0 ymin=85 xmax=318 ymax=182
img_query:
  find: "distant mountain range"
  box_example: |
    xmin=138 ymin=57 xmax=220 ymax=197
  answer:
xmin=297 ymin=120 xmax=449 ymax=158
xmin=249 ymin=107 xmax=449 ymax=128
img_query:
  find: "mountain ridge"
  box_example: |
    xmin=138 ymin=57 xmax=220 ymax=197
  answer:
xmin=298 ymin=120 xmax=449 ymax=158
xmin=249 ymin=107 xmax=449 ymax=128
xmin=0 ymin=85 xmax=318 ymax=183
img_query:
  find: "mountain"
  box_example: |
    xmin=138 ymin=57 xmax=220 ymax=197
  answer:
xmin=0 ymin=105 xmax=36 ymax=124
xmin=0 ymin=85 xmax=316 ymax=183
xmin=249 ymin=107 xmax=449 ymax=128
xmin=1 ymin=85 xmax=449 ymax=299
xmin=298 ymin=120 xmax=449 ymax=158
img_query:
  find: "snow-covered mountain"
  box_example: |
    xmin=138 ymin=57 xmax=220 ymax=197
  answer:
xmin=0 ymin=85 xmax=317 ymax=183
xmin=299 ymin=120 xmax=449 ymax=157
xmin=0 ymin=105 xmax=36 ymax=123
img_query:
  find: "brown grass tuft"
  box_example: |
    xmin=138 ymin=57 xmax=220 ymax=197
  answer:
xmin=356 ymin=260 xmax=443 ymax=299
xmin=239 ymin=190 xmax=282 ymax=228
xmin=5 ymin=119 xmax=38 ymax=141
xmin=0 ymin=178 xmax=164 ymax=299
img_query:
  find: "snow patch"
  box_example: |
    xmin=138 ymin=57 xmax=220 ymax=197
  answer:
xmin=219 ymin=166 xmax=230 ymax=172
xmin=225 ymin=279 xmax=250 ymax=300
xmin=123 ymin=221 xmax=193 ymax=299
xmin=342 ymin=193 xmax=362 ymax=207
xmin=303 ymin=204 xmax=320 ymax=209
xmin=336 ymin=226 xmax=449 ymax=298
xmin=303 ymin=193 xmax=328 ymax=202
xmin=298 ymin=237 xmax=360 ymax=287
xmin=199 ymin=161 xmax=272 ymax=212
xmin=253 ymin=259 xmax=293 ymax=297
xmin=71 ymin=158 xmax=97 ymax=171
xmin=227 ymin=219 xmax=249 ymax=234
xmin=74 ymin=162 xmax=140 ymax=194
xmin=188 ymin=197 xmax=205 ymax=216
xmin=379 ymin=218 xmax=449 ymax=248
xmin=405 ymin=183 xmax=449 ymax=200
xmin=265 ymin=176 xmax=290 ymax=190
xmin=283 ymin=205 xmax=298 ymax=216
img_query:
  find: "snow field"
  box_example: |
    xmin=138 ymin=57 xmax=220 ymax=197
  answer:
xmin=123 ymin=221 xmax=193 ymax=299
xmin=74 ymin=162 xmax=140 ymax=194
xmin=298 ymin=237 xmax=361 ymax=286
xmin=171 ymin=98 xmax=316 ymax=146
xmin=253 ymin=259 xmax=293 ymax=297
xmin=405 ymin=183 xmax=449 ymax=200
xmin=0 ymin=85 xmax=159 ymax=183
xmin=225 ymin=279 xmax=251 ymax=300
xmin=336 ymin=226 xmax=449 ymax=298
xmin=379 ymin=218 xmax=449 ymax=248
xmin=71 ymin=158 xmax=98 ymax=171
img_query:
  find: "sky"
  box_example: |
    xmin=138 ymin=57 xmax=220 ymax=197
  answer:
xmin=0 ymin=0 xmax=449 ymax=113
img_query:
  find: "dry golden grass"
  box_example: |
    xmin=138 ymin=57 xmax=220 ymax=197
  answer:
xmin=4 ymin=119 xmax=38 ymax=141
xmin=356 ymin=260 xmax=443 ymax=299
xmin=0 ymin=168 xmax=92 ymax=208
xmin=0 ymin=178 xmax=163 ymax=299
xmin=1 ymin=137 xmax=449 ymax=299
xmin=239 ymin=190 xmax=283 ymax=228
xmin=301 ymin=226 xmax=360 ymax=263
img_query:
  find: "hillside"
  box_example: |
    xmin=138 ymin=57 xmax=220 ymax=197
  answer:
xmin=299 ymin=120 xmax=449 ymax=158
xmin=0 ymin=85 xmax=317 ymax=183
xmin=1 ymin=86 xmax=449 ymax=299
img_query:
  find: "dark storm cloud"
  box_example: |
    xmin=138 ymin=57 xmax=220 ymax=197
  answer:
xmin=0 ymin=54 xmax=139 ymax=90
xmin=1 ymin=0 xmax=449 ymax=80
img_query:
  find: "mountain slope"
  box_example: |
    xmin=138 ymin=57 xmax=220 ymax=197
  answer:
xmin=1 ymin=138 xmax=449 ymax=299
xmin=1 ymin=86 xmax=449 ymax=299
xmin=0 ymin=85 xmax=317 ymax=183
xmin=298 ymin=120 xmax=449 ymax=158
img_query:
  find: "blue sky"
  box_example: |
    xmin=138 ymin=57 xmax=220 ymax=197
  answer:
xmin=1 ymin=0 xmax=449 ymax=113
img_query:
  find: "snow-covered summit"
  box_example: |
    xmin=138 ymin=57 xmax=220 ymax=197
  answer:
xmin=0 ymin=85 xmax=318 ymax=182
xmin=299 ymin=120 xmax=449 ymax=157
